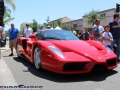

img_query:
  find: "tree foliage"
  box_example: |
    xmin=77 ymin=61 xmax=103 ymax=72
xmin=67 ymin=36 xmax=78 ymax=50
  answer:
xmin=3 ymin=0 xmax=16 ymax=25
xmin=62 ymin=24 xmax=71 ymax=30
xmin=55 ymin=19 xmax=62 ymax=28
xmin=44 ymin=16 xmax=52 ymax=27
xmin=3 ymin=7 xmax=14 ymax=25
xmin=20 ymin=27 xmax=24 ymax=35
xmin=4 ymin=0 xmax=16 ymax=10
xmin=30 ymin=19 xmax=39 ymax=32
xmin=85 ymin=10 xmax=104 ymax=25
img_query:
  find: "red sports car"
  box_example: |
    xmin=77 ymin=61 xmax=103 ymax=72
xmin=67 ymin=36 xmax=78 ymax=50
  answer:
xmin=16 ymin=29 xmax=118 ymax=74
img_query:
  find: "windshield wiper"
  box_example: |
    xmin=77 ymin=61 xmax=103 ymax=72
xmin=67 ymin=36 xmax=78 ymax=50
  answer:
xmin=44 ymin=37 xmax=66 ymax=40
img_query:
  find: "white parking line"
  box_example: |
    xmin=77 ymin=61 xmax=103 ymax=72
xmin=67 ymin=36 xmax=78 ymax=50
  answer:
xmin=0 ymin=57 xmax=18 ymax=86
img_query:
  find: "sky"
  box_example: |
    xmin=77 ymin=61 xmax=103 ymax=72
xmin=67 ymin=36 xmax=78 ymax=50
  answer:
xmin=4 ymin=0 xmax=120 ymax=31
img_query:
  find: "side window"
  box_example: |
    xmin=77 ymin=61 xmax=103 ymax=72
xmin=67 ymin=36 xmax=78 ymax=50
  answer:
xmin=36 ymin=31 xmax=44 ymax=40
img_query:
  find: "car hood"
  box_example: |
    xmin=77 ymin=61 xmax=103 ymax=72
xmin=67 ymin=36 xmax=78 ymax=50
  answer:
xmin=48 ymin=40 xmax=106 ymax=56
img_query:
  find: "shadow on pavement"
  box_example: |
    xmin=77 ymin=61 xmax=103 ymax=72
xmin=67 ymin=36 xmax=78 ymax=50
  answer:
xmin=13 ymin=57 xmax=118 ymax=83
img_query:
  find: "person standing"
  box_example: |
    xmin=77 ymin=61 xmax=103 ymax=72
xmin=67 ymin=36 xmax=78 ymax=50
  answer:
xmin=7 ymin=24 xmax=19 ymax=56
xmin=0 ymin=26 xmax=3 ymax=58
xmin=84 ymin=28 xmax=90 ymax=40
xmin=24 ymin=24 xmax=33 ymax=38
xmin=92 ymin=19 xmax=104 ymax=41
xmin=109 ymin=14 xmax=120 ymax=61
xmin=102 ymin=25 xmax=113 ymax=49
xmin=77 ymin=30 xmax=84 ymax=40
xmin=70 ymin=27 xmax=77 ymax=36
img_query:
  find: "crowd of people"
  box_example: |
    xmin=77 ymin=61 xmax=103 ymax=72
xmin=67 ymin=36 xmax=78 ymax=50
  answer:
xmin=70 ymin=14 xmax=120 ymax=62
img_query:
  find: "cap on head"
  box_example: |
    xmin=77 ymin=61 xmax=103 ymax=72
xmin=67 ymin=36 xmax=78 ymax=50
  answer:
xmin=104 ymin=24 xmax=110 ymax=28
xmin=47 ymin=25 xmax=50 ymax=28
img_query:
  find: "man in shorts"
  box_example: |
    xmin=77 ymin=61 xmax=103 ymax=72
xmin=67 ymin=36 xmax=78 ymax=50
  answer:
xmin=7 ymin=24 xmax=19 ymax=56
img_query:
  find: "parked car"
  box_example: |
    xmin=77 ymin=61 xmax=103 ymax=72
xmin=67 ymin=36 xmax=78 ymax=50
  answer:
xmin=16 ymin=29 xmax=118 ymax=74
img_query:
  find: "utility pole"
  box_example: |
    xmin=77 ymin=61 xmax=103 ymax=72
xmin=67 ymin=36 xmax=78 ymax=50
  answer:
xmin=0 ymin=0 xmax=5 ymax=27
xmin=0 ymin=0 xmax=5 ymax=58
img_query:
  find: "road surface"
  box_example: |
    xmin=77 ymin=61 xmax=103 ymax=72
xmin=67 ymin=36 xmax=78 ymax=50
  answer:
xmin=0 ymin=50 xmax=120 ymax=90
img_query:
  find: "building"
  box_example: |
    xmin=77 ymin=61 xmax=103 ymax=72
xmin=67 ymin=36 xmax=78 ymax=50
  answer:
xmin=47 ymin=8 xmax=116 ymax=31
xmin=20 ymin=22 xmax=31 ymax=30
xmin=49 ymin=16 xmax=73 ymax=28
xmin=82 ymin=8 xmax=116 ymax=28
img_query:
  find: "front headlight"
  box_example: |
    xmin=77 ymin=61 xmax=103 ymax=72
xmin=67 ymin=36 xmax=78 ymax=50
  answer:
xmin=104 ymin=46 xmax=113 ymax=52
xmin=48 ymin=46 xmax=64 ymax=58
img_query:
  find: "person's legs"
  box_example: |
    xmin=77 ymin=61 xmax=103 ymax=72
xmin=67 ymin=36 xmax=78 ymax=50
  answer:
xmin=9 ymin=40 xmax=14 ymax=56
xmin=111 ymin=39 xmax=116 ymax=52
xmin=0 ymin=40 xmax=1 ymax=58
xmin=13 ymin=38 xmax=17 ymax=50
xmin=116 ymin=38 xmax=120 ymax=61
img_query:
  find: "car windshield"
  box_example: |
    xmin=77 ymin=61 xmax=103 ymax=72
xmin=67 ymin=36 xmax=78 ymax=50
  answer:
xmin=37 ymin=30 xmax=79 ymax=40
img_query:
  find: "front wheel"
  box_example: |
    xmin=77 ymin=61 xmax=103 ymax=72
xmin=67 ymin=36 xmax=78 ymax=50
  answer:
xmin=34 ymin=46 xmax=42 ymax=70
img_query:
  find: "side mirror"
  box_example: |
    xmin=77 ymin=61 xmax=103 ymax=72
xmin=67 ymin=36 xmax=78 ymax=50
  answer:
xmin=29 ymin=34 xmax=37 ymax=40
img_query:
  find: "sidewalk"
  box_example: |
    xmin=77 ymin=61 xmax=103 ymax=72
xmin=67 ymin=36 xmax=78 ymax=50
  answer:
xmin=0 ymin=57 xmax=18 ymax=86
xmin=1 ymin=45 xmax=10 ymax=52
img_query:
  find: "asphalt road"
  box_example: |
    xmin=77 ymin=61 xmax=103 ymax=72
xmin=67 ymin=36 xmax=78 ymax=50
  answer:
xmin=1 ymin=52 xmax=120 ymax=90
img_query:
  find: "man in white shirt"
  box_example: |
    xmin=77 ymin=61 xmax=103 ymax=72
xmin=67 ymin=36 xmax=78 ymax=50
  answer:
xmin=92 ymin=19 xmax=104 ymax=41
xmin=24 ymin=24 xmax=33 ymax=38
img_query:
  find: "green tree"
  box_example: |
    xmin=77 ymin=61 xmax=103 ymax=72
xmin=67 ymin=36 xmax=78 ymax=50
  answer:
xmin=20 ymin=27 xmax=24 ymax=35
xmin=85 ymin=10 xmax=104 ymax=25
xmin=3 ymin=7 xmax=14 ymax=24
xmin=62 ymin=24 xmax=71 ymax=30
xmin=4 ymin=0 xmax=16 ymax=10
xmin=30 ymin=19 xmax=39 ymax=32
xmin=44 ymin=16 xmax=52 ymax=27
xmin=54 ymin=19 xmax=62 ymax=28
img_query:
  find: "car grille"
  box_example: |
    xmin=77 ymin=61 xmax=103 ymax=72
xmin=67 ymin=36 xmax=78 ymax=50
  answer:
xmin=63 ymin=62 xmax=87 ymax=70
xmin=106 ymin=58 xmax=116 ymax=67
xmin=92 ymin=64 xmax=106 ymax=71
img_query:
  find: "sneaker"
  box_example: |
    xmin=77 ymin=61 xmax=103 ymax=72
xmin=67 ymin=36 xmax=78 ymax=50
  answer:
xmin=9 ymin=53 xmax=14 ymax=56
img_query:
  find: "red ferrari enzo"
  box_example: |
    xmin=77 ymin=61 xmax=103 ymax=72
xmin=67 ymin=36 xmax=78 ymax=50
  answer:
xmin=16 ymin=29 xmax=118 ymax=74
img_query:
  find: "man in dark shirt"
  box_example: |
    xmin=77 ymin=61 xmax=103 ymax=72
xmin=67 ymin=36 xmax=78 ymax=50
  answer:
xmin=109 ymin=14 xmax=120 ymax=61
xmin=84 ymin=28 xmax=90 ymax=40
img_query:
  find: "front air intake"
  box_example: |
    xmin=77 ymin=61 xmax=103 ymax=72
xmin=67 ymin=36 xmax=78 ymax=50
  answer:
xmin=63 ymin=62 xmax=87 ymax=70
xmin=107 ymin=58 xmax=116 ymax=66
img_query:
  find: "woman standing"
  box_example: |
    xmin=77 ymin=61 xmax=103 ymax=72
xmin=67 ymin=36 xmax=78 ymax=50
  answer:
xmin=77 ymin=30 xmax=84 ymax=40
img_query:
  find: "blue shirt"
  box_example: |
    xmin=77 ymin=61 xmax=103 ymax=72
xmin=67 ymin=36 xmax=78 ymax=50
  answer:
xmin=8 ymin=28 xmax=19 ymax=40
xmin=109 ymin=21 xmax=120 ymax=39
